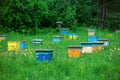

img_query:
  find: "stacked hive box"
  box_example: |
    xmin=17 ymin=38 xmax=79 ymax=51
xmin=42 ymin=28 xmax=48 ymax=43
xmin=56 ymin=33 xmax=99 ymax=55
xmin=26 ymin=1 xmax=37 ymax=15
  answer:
xmin=8 ymin=41 xmax=20 ymax=51
xmin=88 ymin=29 xmax=98 ymax=42
xmin=36 ymin=49 xmax=53 ymax=62
xmin=93 ymin=42 xmax=104 ymax=50
xmin=69 ymin=33 xmax=78 ymax=40
xmin=81 ymin=42 xmax=93 ymax=53
xmin=68 ymin=46 xmax=82 ymax=58
xmin=60 ymin=28 xmax=69 ymax=35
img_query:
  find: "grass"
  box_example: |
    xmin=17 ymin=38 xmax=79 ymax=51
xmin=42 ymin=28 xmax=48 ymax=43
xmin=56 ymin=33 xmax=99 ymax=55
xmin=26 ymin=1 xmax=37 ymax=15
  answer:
xmin=0 ymin=27 xmax=120 ymax=80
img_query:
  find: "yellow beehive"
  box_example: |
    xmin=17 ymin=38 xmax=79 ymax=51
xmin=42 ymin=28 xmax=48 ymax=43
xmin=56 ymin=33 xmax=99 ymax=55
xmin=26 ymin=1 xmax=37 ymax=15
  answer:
xmin=69 ymin=36 xmax=73 ymax=40
xmin=73 ymin=36 xmax=78 ymax=40
xmin=69 ymin=33 xmax=78 ymax=40
xmin=8 ymin=41 xmax=20 ymax=51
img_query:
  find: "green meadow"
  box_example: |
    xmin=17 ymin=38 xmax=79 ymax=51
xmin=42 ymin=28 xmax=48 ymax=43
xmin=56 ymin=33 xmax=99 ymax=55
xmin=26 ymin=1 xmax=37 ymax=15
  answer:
xmin=0 ymin=28 xmax=120 ymax=80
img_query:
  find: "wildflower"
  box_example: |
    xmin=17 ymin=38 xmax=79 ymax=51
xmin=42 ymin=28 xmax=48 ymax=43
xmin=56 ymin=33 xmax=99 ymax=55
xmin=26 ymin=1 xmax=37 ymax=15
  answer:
xmin=109 ymin=57 xmax=112 ymax=60
xmin=118 ymin=48 xmax=120 ymax=51
xmin=110 ymin=52 xmax=112 ymax=55
xmin=114 ymin=47 xmax=117 ymax=50
xmin=26 ymin=78 xmax=28 ymax=80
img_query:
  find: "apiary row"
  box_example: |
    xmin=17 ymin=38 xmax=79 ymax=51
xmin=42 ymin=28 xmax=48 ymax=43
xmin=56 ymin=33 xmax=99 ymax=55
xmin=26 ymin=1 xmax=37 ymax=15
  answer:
xmin=0 ymin=28 xmax=109 ymax=62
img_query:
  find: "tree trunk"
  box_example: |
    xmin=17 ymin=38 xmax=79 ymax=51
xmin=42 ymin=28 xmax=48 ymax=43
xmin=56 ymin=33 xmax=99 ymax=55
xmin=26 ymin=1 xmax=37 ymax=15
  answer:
xmin=100 ymin=0 xmax=107 ymax=29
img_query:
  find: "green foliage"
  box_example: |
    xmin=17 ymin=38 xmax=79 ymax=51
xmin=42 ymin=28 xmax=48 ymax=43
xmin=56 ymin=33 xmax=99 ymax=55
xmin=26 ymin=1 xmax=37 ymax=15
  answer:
xmin=0 ymin=0 xmax=101 ymax=34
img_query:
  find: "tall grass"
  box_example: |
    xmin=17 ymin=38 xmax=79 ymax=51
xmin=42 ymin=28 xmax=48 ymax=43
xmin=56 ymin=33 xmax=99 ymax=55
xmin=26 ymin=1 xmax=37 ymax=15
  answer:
xmin=0 ymin=28 xmax=120 ymax=80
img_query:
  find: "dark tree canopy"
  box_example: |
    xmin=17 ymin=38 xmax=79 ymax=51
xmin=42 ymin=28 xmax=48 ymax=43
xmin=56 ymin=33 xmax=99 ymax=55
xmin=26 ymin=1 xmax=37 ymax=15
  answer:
xmin=0 ymin=0 xmax=119 ymax=34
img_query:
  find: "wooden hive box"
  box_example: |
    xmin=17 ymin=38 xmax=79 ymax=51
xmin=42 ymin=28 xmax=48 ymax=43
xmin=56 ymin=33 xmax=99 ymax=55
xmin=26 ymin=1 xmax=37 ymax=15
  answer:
xmin=60 ymin=28 xmax=69 ymax=35
xmin=32 ymin=39 xmax=43 ymax=45
xmin=88 ymin=29 xmax=95 ymax=36
xmin=80 ymin=42 xmax=94 ymax=53
xmin=35 ymin=49 xmax=53 ymax=62
xmin=93 ymin=42 xmax=104 ymax=51
xmin=68 ymin=46 xmax=82 ymax=58
xmin=20 ymin=41 xmax=27 ymax=49
xmin=8 ymin=41 xmax=20 ymax=51
xmin=98 ymin=38 xmax=109 ymax=46
xmin=69 ymin=33 xmax=78 ymax=40
xmin=88 ymin=36 xmax=98 ymax=42
xmin=53 ymin=36 xmax=63 ymax=43
xmin=0 ymin=35 xmax=6 ymax=41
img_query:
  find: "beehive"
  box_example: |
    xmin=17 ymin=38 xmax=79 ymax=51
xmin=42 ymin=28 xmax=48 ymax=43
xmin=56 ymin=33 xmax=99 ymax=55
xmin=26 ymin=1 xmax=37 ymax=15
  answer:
xmin=80 ymin=42 xmax=94 ymax=53
xmin=20 ymin=41 xmax=27 ymax=49
xmin=35 ymin=49 xmax=53 ymax=62
xmin=32 ymin=39 xmax=43 ymax=44
xmin=93 ymin=42 xmax=104 ymax=51
xmin=0 ymin=35 xmax=6 ymax=41
xmin=53 ymin=36 xmax=63 ymax=43
xmin=8 ymin=41 xmax=20 ymax=51
xmin=88 ymin=36 xmax=98 ymax=42
xmin=68 ymin=46 xmax=82 ymax=58
xmin=98 ymin=38 xmax=109 ymax=46
xmin=88 ymin=29 xmax=95 ymax=36
xmin=60 ymin=28 xmax=69 ymax=35
xmin=69 ymin=33 xmax=78 ymax=40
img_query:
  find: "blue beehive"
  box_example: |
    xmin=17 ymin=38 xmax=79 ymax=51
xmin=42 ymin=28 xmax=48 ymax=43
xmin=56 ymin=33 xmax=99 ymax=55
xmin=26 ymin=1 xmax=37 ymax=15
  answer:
xmin=20 ymin=41 xmax=27 ymax=49
xmin=53 ymin=36 xmax=63 ymax=43
xmin=88 ymin=36 xmax=98 ymax=42
xmin=36 ymin=49 xmax=53 ymax=62
xmin=61 ymin=29 xmax=69 ymax=35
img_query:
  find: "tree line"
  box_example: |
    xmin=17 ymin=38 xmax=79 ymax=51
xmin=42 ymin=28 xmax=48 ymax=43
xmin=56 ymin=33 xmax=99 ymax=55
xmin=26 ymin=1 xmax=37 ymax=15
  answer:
xmin=0 ymin=0 xmax=119 ymax=34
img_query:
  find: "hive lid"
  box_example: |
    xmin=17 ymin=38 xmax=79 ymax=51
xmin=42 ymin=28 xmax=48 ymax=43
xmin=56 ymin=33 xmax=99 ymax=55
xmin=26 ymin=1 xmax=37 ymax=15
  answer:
xmin=81 ymin=42 xmax=94 ymax=44
xmin=93 ymin=42 xmax=104 ymax=46
xmin=69 ymin=33 xmax=78 ymax=36
xmin=8 ymin=41 xmax=20 ymax=42
xmin=61 ymin=28 xmax=69 ymax=30
xmin=68 ymin=46 xmax=82 ymax=49
xmin=56 ymin=21 xmax=63 ymax=24
xmin=80 ymin=42 xmax=94 ymax=46
xmin=98 ymin=38 xmax=108 ymax=41
xmin=20 ymin=40 xmax=26 ymax=42
xmin=88 ymin=29 xmax=96 ymax=32
xmin=32 ymin=39 xmax=43 ymax=41
xmin=53 ymin=36 xmax=63 ymax=38
xmin=0 ymin=35 xmax=6 ymax=37
xmin=36 ymin=49 xmax=54 ymax=52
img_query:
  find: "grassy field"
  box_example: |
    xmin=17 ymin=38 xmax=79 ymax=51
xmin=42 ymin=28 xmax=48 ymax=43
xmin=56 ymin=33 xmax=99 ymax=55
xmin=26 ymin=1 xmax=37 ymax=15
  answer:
xmin=0 ymin=28 xmax=120 ymax=80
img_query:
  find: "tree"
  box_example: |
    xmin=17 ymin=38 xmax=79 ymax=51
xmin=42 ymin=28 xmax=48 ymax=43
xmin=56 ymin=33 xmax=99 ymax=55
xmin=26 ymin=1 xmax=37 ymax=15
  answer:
xmin=99 ymin=0 xmax=107 ymax=29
